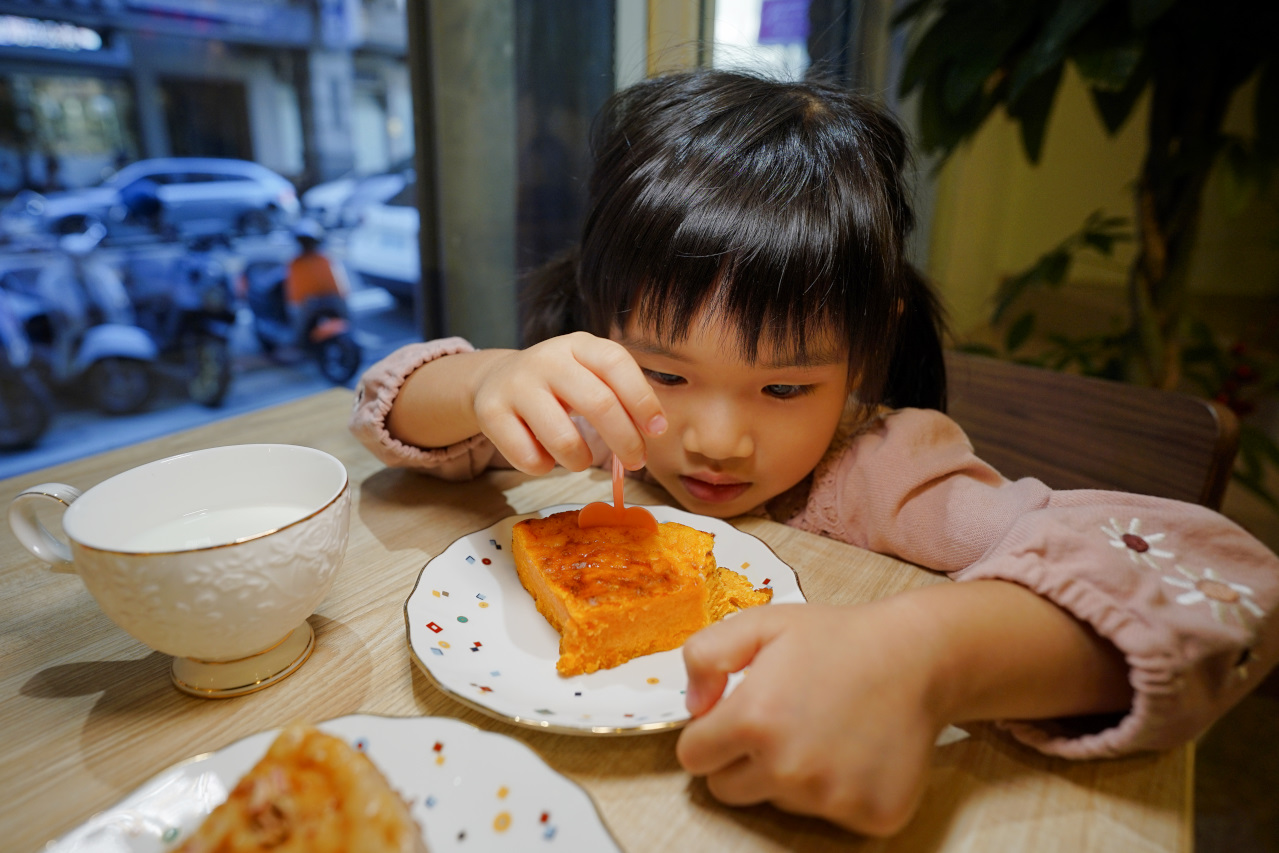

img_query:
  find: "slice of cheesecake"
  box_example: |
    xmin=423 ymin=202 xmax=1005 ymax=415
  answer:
xmin=512 ymin=510 xmax=772 ymax=676
xmin=175 ymin=725 xmax=427 ymax=853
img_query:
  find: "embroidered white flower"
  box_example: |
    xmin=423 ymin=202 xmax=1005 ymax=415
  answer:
xmin=1101 ymin=517 xmax=1175 ymax=568
xmin=1162 ymin=565 xmax=1264 ymax=626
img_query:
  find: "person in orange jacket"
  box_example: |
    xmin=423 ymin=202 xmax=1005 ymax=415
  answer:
xmin=285 ymin=219 xmax=350 ymax=340
xmin=286 ymin=219 xmax=348 ymax=305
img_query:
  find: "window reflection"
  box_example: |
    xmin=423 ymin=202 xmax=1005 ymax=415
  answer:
xmin=0 ymin=0 xmax=417 ymax=476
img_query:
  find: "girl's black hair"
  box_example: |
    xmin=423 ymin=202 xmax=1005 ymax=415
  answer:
xmin=521 ymin=69 xmax=946 ymax=411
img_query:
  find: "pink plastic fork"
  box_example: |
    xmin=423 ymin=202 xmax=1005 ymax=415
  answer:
xmin=578 ymin=455 xmax=659 ymax=533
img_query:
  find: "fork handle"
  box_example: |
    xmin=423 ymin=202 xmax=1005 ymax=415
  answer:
xmin=612 ymin=454 xmax=626 ymax=509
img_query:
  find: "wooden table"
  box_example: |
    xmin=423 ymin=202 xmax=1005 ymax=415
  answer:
xmin=0 ymin=389 xmax=1191 ymax=852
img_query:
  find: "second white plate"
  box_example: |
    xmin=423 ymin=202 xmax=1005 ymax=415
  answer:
xmin=46 ymin=714 xmax=622 ymax=852
xmin=405 ymin=504 xmax=806 ymax=734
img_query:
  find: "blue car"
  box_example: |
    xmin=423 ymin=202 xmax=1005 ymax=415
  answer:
xmin=342 ymin=172 xmax=418 ymax=304
xmin=1 ymin=157 xmax=300 ymax=243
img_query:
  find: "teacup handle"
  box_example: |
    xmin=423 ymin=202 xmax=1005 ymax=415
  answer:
xmin=9 ymin=483 xmax=82 ymax=572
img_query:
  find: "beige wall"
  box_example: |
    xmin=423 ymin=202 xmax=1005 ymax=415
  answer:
xmin=926 ymin=65 xmax=1279 ymax=338
xmin=647 ymin=0 xmax=714 ymax=75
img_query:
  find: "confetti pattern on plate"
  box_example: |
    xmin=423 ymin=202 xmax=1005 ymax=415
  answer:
xmin=46 ymin=715 xmax=622 ymax=852
xmin=405 ymin=503 xmax=806 ymax=735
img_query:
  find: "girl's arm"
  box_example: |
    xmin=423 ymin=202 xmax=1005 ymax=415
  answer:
xmin=385 ymin=348 xmax=513 ymax=449
xmin=789 ymin=407 xmax=1278 ymax=756
xmin=908 ymin=578 xmax=1133 ymax=722
xmin=676 ymin=406 xmax=1278 ymax=834
xmin=677 ymin=580 xmax=1131 ymax=836
xmin=351 ymin=333 xmax=665 ymax=475
xmin=350 ymin=337 xmax=503 ymax=478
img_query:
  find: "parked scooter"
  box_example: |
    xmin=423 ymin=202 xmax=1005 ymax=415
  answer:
xmin=242 ymin=221 xmax=361 ymax=385
xmin=126 ymin=234 xmax=237 ymax=406
xmin=26 ymin=222 xmax=157 ymax=415
xmin=0 ymin=284 xmax=54 ymax=449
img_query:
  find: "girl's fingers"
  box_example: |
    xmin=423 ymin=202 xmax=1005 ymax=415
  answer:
xmin=550 ymin=385 xmax=646 ymax=470
xmin=682 ymin=606 xmax=789 ymax=715
xmin=474 ymin=333 xmax=662 ymax=472
xmin=566 ymin=337 xmax=666 ymax=467
xmin=480 ymin=409 xmax=558 ymax=474
xmin=701 ymin=756 xmax=775 ymax=807
xmin=677 ymin=609 xmax=797 ymax=778
xmin=675 ymin=704 xmax=755 ymax=779
xmin=511 ymin=391 xmax=598 ymax=471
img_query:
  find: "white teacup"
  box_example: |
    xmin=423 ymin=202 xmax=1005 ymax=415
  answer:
xmin=9 ymin=443 xmax=350 ymax=697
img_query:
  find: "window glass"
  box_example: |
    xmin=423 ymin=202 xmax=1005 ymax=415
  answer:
xmin=0 ymin=0 xmax=418 ymax=476
xmin=713 ymin=0 xmax=812 ymax=79
xmin=385 ymin=177 xmax=415 ymax=209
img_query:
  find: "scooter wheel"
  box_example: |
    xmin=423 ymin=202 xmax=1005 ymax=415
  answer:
xmin=0 ymin=371 xmax=52 ymax=449
xmin=317 ymin=334 xmax=362 ymax=385
xmin=86 ymin=357 xmax=152 ymax=415
xmin=187 ymin=337 xmax=233 ymax=407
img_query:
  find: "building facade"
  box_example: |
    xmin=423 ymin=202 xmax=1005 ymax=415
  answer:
xmin=0 ymin=0 xmax=410 ymax=196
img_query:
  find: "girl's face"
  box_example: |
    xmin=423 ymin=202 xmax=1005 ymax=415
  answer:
xmin=613 ymin=311 xmax=852 ymax=519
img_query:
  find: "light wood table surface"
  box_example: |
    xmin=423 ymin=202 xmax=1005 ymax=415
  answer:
xmin=0 ymin=389 xmax=1190 ymax=852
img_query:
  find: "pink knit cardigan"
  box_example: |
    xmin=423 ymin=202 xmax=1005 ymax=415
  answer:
xmin=350 ymin=337 xmax=1279 ymax=759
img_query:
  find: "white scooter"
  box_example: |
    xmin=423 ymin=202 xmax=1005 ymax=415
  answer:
xmin=28 ymin=222 xmax=158 ymax=415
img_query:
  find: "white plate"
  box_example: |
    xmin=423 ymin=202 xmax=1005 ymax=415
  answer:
xmin=405 ymin=503 xmax=806 ymax=735
xmin=46 ymin=714 xmax=622 ymax=852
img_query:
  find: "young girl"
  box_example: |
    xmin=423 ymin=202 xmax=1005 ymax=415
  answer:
xmin=351 ymin=70 xmax=1279 ymax=836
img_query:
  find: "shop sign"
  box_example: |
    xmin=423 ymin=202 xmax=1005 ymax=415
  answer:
xmin=0 ymin=15 xmax=103 ymax=52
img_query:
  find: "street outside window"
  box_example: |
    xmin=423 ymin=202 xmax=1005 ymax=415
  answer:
xmin=0 ymin=0 xmax=418 ymax=476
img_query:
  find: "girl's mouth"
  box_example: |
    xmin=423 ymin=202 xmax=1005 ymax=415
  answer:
xmin=679 ymin=475 xmax=751 ymax=504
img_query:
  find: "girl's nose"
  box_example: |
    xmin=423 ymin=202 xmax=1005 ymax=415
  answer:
xmin=682 ymin=406 xmax=754 ymax=460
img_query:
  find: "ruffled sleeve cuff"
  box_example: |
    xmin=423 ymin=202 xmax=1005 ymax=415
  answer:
xmin=349 ymin=337 xmax=502 ymax=479
xmin=954 ymin=490 xmax=1279 ymax=759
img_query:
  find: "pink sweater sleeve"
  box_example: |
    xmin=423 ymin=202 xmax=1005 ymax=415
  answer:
xmin=791 ymin=407 xmax=1279 ymax=759
xmin=348 ymin=338 xmax=611 ymax=479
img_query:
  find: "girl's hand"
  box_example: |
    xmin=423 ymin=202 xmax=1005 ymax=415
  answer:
xmin=676 ymin=601 xmax=947 ymax=837
xmin=471 ymin=332 xmax=666 ymax=474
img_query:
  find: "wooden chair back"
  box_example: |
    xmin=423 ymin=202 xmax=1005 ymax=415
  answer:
xmin=943 ymin=351 xmax=1240 ymax=509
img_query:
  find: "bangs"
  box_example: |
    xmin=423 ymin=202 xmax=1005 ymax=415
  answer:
xmin=578 ymin=73 xmax=911 ymax=398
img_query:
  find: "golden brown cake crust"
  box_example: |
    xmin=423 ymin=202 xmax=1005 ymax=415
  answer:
xmin=512 ymin=510 xmax=772 ymax=675
xmin=175 ymin=725 xmax=428 ymax=853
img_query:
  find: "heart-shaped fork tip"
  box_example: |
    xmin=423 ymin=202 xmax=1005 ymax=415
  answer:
xmin=578 ymin=503 xmax=659 ymax=533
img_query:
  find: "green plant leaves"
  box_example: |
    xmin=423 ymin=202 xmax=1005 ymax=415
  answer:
xmin=898 ymin=0 xmax=1279 ymax=513
xmin=993 ymin=247 xmax=1070 ymax=323
xmin=1073 ymin=40 xmax=1143 ymax=92
xmin=1004 ymin=312 xmax=1037 ymax=353
xmin=1218 ymin=136 xmax=1274 ymax=216
xmin=955 ymin=341 xmax=1001 ymax=357
xmin=1128 ymin=0 xmax=1177 ymax=29
xmin=1236 ymin=425 xmax=1279 ymax=511
xmin=897 ymin=0 xmax=1044 ymax=157
xmin=1007 ymin=0 xmax=1109 ymax=103
xmin=897 ymin=0 xmax=1150 ymax=158
xmin=1079 ymin=211 xmax=1132 ymax=253
xmin=1256 ymin=59 xmax=1278 ymax=159
xmin=989 ymin=209 xmax=1129 ymax=323
xmin=1009 ymin=62 xmax=1065 ymax=162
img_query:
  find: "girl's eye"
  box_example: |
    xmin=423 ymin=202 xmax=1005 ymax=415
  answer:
xmin=763 ymin=384 xmax=813 ymax=399
xmin=643 ymin=369 xmax=685 ymax=386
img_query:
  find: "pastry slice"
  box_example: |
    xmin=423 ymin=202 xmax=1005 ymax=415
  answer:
xmin=175 ymin=724 xmax=427 ymax=853
xmin=511 ymin=509 xmax=772 ymax=675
